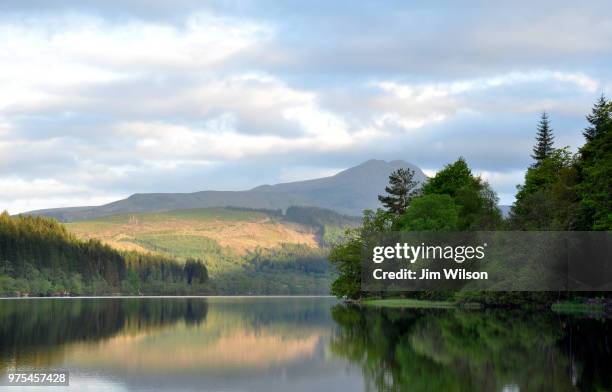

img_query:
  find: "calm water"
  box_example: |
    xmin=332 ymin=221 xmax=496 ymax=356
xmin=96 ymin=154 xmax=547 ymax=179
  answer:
xmin=0 ymin=297 xmax=610 ymax=391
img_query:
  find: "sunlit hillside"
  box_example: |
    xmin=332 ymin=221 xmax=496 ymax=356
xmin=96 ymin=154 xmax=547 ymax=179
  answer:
xmin=67 ymin=208 xmax=320 ymax=258
xmin=66 ymin=207 xmax=359 ymax=294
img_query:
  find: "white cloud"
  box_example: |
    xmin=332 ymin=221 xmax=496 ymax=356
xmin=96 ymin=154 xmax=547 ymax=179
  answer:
xmin=369 ymin=70 xmax=600 ymax=132
xmin=374 ymin=71 xmax=599 ymax=102
xmin=113 ymin=109 xmax=368 ymax=161
xmin=0 ymin=177 xmax=123 ymax=214
xmin=0 ymin=12 xmax=270 ymax=113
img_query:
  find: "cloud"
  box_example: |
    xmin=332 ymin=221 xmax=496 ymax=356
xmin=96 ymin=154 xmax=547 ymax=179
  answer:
xmin=0 ymin=177 xmax=123 ymax=213
xmin=0 ymin=2 xmax=610 ymax=213
xmin=0 ymin=13 xmax=270 ymax=114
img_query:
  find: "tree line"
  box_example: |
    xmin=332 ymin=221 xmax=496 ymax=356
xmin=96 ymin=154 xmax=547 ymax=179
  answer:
xmin=0 ymin=212 xmax=208 ymax=296
xmin=330 ymin=94 xmax=611 ymax=301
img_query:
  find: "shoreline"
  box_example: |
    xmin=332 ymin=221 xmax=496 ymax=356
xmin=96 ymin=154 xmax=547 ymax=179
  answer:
xmin=347 ymin=297 xmax=612 ymax=316
xmin=0 ymin=294 xmax=336 ymax=300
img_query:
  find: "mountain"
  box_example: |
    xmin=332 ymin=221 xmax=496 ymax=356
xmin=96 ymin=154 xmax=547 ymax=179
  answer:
xmin=26 ymin=160 xmax=427 ymax=221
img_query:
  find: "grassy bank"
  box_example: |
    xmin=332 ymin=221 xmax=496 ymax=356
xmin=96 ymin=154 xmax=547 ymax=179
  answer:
xmin=551 ymin=301 xmax=606 ymax=314
xmin=361 ymin=298 xmax=482 ymax=309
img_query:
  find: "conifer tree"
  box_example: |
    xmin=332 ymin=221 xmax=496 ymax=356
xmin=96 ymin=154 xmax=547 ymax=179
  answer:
xmin=583 ymin=94 xmax=612 ymax=142
xmin=531 ymin=111 xmax=555 ymax=166
xmin=575 ymin=95 xmax=612 ymax=230
xmin=377 ymin=168 xmax=419 ymax=215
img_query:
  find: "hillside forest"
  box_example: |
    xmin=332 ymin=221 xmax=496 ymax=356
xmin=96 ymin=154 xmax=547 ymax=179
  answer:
xmin=0 ymin=206 xmax=357 ymax=296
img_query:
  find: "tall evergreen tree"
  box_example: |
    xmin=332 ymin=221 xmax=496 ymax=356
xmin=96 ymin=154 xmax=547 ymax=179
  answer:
xmin=575 ymin=95 xmax=612 ymax=230
xmin=377 ymin=168 xmax=419 ymax=215
xmin=531 ymin=111 xmax=554 ymax=166
xmin=583 ymin=94 xmax=612 ymax=142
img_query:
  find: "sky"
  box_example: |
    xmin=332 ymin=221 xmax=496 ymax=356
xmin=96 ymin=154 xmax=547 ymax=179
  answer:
xmin=1 ymin=0 xmax=611 ymax=213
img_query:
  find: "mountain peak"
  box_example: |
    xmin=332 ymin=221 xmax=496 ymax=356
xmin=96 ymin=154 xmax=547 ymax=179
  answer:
xmin=26 ymin=159 xmax=428 ymax=220
xmin=335 ymin=159 xmax=422 ymax=177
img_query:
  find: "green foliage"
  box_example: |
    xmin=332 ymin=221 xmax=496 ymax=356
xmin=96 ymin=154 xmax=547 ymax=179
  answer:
xmin=583 ymin=94 xmax=612 ymax=142
xmin=248 ymin=243 xmax=329 ymax=274
xmin=419 ymin=158 xmax=502 ymax=230
xmin=0 ymin=212 xmax=210 ymax=296
xmin=329 ymin=209 xmax=392 ymax=299
xmin=396 ymin=194 xmax=459 ymax=231
xmin=510 ymin=148 xmax=579 ymax=230
xmin=511 ymin=96 xmax=611 ymax=231
xmin=121 ymin=269 xmax=140 ymax=295
xmin=132 ymin=233 xmax=229 ymax=271
xmin=329 ymin=230 xmax=363 ymax=299
xmin=377 ymin=168 xmax=420 ymax=216
xmin=420 ymin=157 xmax=476 ymax=198
xmin=574 ymin=96 xmax=612 ymax=230
xmin=184 ymin=258 xmax=209 ymax=284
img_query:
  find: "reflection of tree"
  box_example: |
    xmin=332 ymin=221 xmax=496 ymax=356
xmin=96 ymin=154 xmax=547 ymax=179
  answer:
xmin=559 ymin=318 xmax=612 ymax=391
xmin=330 ymin=305 xmax=612 ymax=391
xmin=0 ymin=298 xmax=208 ymax=366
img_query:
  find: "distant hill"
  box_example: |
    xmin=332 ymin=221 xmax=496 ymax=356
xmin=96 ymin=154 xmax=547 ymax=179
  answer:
xmin=65 ymin=206 xmax=359 ymax=294
xmin=66 ymin=206 xmax=358 ymax=261
xmin=26 ymin=159 xmax=427 ymax=221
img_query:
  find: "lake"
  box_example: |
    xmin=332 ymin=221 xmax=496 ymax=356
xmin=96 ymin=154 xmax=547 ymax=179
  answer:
xmin=0 ymin=297 xmax=610 ymax=391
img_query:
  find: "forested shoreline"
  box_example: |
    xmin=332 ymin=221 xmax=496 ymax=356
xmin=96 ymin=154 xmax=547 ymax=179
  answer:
xmin=0 ymin=213 xmax=209 ymax=296
xmin=330 ymin=95 xmax=612 ymax=305
xmin=0 ymin=206 xmax=354 ymax=296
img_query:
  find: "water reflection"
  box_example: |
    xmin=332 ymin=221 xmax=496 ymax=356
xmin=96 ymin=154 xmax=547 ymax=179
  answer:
xmin=0 ymin=297 xmax=361 ymax=391
xmin=0 ymin=298 xmax=208 ymax=369
xmin=0 ymin=298 xmax=610 ymax=391
xmin=330 ymin=304 xmax=612 ymax=391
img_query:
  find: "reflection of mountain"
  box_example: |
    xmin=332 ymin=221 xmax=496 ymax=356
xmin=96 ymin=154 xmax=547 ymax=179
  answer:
xmin=26 ymin=159 xmax=427 ymax=219
xmin=63 ymin=299 xmax=335 ymax=371
xmin=330 ymin=305 xmax=612 ymax=392
xmin=0 ymin=297 xmax=362 ymax=392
